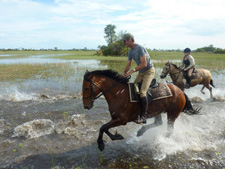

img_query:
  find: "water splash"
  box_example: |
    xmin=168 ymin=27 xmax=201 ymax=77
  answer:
xmin=12 ymin=119 xmax=55 ymax=138
xmin=126 ymin=102 xmax=225 ymax=161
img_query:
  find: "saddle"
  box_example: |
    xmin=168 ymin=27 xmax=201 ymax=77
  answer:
xmin=183 ymin=68 xmax=197 ymax=79
xmin=128 ymin=79 xmax=173 ymax=104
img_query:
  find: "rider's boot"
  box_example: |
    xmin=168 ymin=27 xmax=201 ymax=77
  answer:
xmin=137 ymin=97 xmax=148 ymax=124
xmin=185 ymin=76 xmax=192 ymax=89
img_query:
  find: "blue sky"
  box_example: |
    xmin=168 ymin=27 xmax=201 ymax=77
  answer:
xmin=0 ymin=0 xmax=225 ymax=49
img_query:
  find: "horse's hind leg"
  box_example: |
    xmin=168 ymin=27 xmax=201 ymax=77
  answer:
xmin=209 ymin=87 xmax=212 ymax=98
xmin=203 ymin=83 xmax=213 ymax=98
xmin=137 ymin=114 xmax=163 ymax=137
xmin=201 ymin=86 xmax=205 ymax=94
xmin=166 ymin=109 xmax=182 ymax=137
xmin=206 ymin=85 xmax=213 ymax=98
xmin=166 ymin=119 xmax=175 ymax=137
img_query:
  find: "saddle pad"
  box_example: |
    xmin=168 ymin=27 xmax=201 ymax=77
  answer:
xmin=128 ymin=82 xmax=173 ymax=102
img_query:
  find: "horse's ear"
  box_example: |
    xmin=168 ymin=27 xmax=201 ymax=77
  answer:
xmin=85 ymin=70 xmax=89 ymax=74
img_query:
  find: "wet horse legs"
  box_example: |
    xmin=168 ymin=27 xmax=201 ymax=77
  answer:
xmin=201 ymin=85 xmax=213 ymax=98
xmin=97 ymin=118 xmax=125 ymax=151
xmin=137 ymin=114 xmax=163 ymax=137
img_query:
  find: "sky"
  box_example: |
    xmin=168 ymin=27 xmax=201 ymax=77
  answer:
xmin=0 ymin=0 xmax=225 ymax=49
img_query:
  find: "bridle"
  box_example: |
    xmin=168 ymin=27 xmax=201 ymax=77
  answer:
xmin=83 ymin=75 xmax=129 ymax=101
xmin=162 ymin=63 xmax=181 ymax=83
xmin=83 ymin=75 xmax=103 ymax=101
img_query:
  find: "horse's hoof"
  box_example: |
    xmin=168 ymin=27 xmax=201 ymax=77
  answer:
xmin=137 ymin=128 xmax=146 ymax=137
xmin=115 ymin=133 xmax=124 ymax=140
xmin=166 ymin=131 xmax=173 ymax=138
xmin=97 ymin=140 xmax=105 ymax=151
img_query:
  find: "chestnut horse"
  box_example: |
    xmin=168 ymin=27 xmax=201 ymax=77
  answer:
xmin=83 ymin=70 xmax=191 ymax=151
xmin=160 ymin=62 xmax=215 ymax=98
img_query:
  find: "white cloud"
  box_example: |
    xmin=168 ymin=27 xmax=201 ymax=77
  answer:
xmin=0 ymin=0 xmax=225 ymax=49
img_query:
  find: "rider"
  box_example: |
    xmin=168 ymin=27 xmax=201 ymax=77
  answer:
xmin=180 ymin=48 xmax=195 ymax=88
xmin=122 ymin=33 xmax=155 ymax=124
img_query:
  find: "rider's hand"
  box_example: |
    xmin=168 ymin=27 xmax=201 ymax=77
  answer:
xmin=122 ymin=72 xmax=127 ymax=77
xmin=125 ymin=70 xmax=134 ymax=77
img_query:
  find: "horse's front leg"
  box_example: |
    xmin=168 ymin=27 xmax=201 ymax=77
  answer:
xmin=97 ymin=118 xmax=125 ymax=151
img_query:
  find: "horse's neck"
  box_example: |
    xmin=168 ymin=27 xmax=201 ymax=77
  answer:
xmin=100 ymin=77 xmax=128 ymax=105
xmin=170 ymin=64 xmax=183 ymax=82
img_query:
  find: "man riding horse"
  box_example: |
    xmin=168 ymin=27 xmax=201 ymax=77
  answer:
xmin=122 ymin=33 xmax=155 ymax=124
xmin=180 ymin=48 xmax=195 ymax=89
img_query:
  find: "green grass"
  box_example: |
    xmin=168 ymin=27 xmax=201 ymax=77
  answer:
xmin=0 ymin=50 xmax=224 ymax=82
xmin=0 ymin=63 xmax=76 ymax=82
xmin=149 ymin=51 xmax=225 ymax=70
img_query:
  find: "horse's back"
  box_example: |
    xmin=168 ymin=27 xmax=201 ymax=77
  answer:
xmin=196 ymin=68 xmax=212 ymax=82
xmin=167 ymin=84 xmax=186 ymax=106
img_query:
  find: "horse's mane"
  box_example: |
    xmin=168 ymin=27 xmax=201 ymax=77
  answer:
xmin=84 ymin=69 xmax=129 ymax=84
xmin=166 ymin=61 xmax=180 ymax=70
xmin=172 ymin=63 xmax=180 ymax=70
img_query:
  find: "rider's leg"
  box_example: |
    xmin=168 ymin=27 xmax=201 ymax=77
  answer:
xmin=137 ymin=67 xmax=155 ymax=124
xmin=185 ymin=68 xmax=193 ymax=88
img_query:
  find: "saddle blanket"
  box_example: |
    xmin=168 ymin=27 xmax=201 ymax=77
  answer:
xmin=128 ymin=82 xmax=173 ymax=103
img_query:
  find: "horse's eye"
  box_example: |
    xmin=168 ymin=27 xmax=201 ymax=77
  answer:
xmin=84 ymin=88 xmax=89 ymax=91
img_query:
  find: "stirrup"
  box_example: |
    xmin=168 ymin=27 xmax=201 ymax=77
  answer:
xmin=185 ymin=84 xmax=190 ymax=89
xmin=136 ymin=116 xmax=147 ymax=124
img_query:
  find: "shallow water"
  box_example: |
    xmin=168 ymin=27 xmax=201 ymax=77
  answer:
xmin=0 ymin=54 xmax=224 ymax=169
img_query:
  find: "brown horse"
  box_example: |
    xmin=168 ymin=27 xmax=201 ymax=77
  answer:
xmin=160 ymin=62 xmax=215 ymax=98
xmin=83 ymin=70 xmax=192 ymax=151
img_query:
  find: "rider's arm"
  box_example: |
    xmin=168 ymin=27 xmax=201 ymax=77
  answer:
xmin=134 ymin=54 xmax=147 ymax=71
xmin=124 ymin=55 xmax=147 ymax=76
xmin=123 ymin=60 xmax=132 ymax=74
xmin=180 ymin=57 xmax=185 ymax=69
xmin=186 ymin=55 xmax=195 ymax=70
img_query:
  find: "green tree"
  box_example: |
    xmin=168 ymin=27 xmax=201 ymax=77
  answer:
xmin=104 ymin=24 xmax=117 ymax=44
xmin=116 ymin=30 xmax=127 ymax=41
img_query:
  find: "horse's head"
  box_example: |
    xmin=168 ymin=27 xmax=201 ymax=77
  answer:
xmin=160 ymin=62 xmax=171 ymax=79
xmin=82 ymin=70 xmax=102 ymax=110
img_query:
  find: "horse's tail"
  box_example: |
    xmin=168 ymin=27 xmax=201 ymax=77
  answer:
xmin=183 ymin=93 xmax=193 ymax=112
xmin=182 ymin=93 xmax=201 ymax=115
xmin=210 ymin=79 xmax=215 ymax=88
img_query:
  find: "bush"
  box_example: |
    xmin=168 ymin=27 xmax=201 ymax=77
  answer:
xmin=213 ymin=48 xmax=225 ymax=54
xmin=97 ymin=41 xmax=128 ymax=56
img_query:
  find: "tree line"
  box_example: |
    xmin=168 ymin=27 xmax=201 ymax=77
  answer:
xmin=195 ymin=45 xmax=225 ymax=54
xmin=97 ymin=24 xmax=225 ymax=56
xmin=0 ymin=47 xmax=95 ymax=51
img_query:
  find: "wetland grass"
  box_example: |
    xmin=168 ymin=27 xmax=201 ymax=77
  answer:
xmin=0 ymin=51 xmax=224 ymax=83
xmin=0 ymin=63 xmax=76 ymax=82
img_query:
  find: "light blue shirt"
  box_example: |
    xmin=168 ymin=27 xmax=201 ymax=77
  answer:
xmin=128 ymin=44 xmax=153 ymax=73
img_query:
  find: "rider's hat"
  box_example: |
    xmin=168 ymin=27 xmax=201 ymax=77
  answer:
xmin=123 ymin=33 xmax=134 ymax=41
xmin=184 ymin=48 xmax=191 ymax=53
